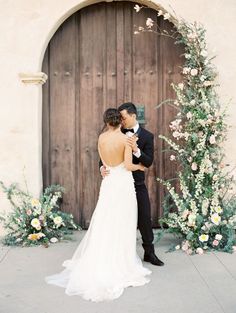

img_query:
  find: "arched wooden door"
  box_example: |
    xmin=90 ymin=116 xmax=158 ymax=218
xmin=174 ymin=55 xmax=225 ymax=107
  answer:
xmin=42 ymin=1 xmax=184 ymax=229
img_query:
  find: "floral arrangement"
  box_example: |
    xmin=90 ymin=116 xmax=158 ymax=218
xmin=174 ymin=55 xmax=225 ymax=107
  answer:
xmin=134 ymin=4 xmax=236 ymax=254
xmin=0 ymin=181 xmax=80 ymax=247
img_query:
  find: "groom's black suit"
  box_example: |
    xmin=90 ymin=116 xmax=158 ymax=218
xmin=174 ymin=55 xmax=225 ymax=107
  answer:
xmin=128 ymin=126 xmax=155 ymax=255
xmin=99 ymin=126 xmax=155 ymax=255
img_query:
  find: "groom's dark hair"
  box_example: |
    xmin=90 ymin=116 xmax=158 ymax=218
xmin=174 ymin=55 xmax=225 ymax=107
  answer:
xmin=118 ymin=102 xmax=137 ymax=116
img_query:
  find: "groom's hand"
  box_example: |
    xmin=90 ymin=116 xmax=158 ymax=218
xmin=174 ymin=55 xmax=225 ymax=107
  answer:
xmin=100 ymin=166 xmax=110 ymax=178
xmin=126 ymin=136 xmax=138 ymax=153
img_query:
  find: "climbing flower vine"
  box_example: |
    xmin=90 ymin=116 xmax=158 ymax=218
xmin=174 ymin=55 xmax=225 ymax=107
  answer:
xmin=134 ymin=4 xmax=236 ymax=254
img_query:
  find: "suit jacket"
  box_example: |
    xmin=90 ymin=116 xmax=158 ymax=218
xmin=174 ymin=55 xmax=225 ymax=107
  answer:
xmin=99 ymin=126 xmax=154 ymax=185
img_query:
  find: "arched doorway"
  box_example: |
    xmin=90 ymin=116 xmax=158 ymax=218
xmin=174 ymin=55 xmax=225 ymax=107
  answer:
xmin=42 ymin=1 xmax=184 ymax=228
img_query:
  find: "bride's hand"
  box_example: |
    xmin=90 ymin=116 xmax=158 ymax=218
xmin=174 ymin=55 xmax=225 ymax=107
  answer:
xmin=138 ymin=163 xmax=145 ymax=171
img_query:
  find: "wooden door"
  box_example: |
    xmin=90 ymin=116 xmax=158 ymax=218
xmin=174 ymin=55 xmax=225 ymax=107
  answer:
xmin=42 ymin=1 xmax=184 ymax=228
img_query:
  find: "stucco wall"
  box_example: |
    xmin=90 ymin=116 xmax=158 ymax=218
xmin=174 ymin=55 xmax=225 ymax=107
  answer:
xmin=0 ymin=0 xmax=236 ymax=235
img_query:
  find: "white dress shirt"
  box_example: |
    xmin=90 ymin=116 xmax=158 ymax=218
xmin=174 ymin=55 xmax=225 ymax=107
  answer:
xmin=126 ymin=123 xmax=141 ymax=158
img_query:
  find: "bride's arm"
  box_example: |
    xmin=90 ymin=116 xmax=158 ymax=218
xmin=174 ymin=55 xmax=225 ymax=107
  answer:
xmin=124 ymin=143 xmax=145 ymax=171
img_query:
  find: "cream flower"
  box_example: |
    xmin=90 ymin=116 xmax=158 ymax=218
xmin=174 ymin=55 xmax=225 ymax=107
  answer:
xmin=182 ymin=240 xmax=189 ymax=251
xmin=163 ymin=13 xmax=170 ymax=20
xmin=134 ymin=4 xmax=141 ymax=12
xmin=181 ymin=209 xmax=189 ymax=220
xmin=31 ymin=218 xmax=41 ymax=229
xmin=215 ymin=234 xmax=222 ymax=241
xmin=178 ymin=83 xmax=184 ymax=90
xmin=190 ymin=68 xmax=198 ymax=76
xmin=37 ymin=232 xmax=46 ymax=239
xmin=196 ymin=247 xmax=204 ymax=255
xmin=31 ymin=198 xmax=40 ymax=207
xmin=157 ymin=10 xmax=163 ymax=16
xmin=146 ymin=18 xmax=154 ymax=28
xmin=211 ymin=213 xmax=221 ymax=225
xmin=183 ymin=67 xmax=190 ymax=74
xmin=200 ymin=50 xmax=208 ymax=57
xmin=53 ymin=216 xmax=63 ymax=226
xmin=186 ymin=112 xmax=192 ymax=119
xmin=50 ymin=237 xmax=58 ymax=243
xmin=199 ymin=234 xmax=209 ymax=242
xmin=215 ymin=206 xmax=223 ymax=214
xmin=203 ymin=81 xmax=213 ymax=87
xmin=209 ymin=135 xmax=216 ymax=144
xmin=187 ymin=213 xmax=196 ymax=227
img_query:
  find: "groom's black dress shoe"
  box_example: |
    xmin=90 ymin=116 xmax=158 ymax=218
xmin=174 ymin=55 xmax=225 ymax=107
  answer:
xmin=144 ymin=253 xmax=164 ymax=266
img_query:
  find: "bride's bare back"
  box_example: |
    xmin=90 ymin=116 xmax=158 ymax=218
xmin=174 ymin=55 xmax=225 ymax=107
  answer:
xmin=98 ymin=130 xmax=126 ymax=167
xmin=98 ymin=129 xmax=144 ymax=172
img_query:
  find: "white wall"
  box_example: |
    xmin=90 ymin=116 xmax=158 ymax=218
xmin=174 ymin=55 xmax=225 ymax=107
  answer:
xmin=0 ymin=0 xmax=236 ymax=235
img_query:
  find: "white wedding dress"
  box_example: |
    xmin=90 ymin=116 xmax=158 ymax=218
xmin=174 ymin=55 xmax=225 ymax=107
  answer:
xmin=45 ymin=162 xmax=151 ymax=302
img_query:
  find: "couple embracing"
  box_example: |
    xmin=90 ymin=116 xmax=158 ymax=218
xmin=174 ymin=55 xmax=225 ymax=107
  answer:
xmin=45 ymin=102 xmax=164 ymax=302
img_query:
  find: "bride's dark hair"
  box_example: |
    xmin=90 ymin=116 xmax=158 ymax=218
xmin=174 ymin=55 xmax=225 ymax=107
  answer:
xmin=101 ymin=108 xmax=121 ymax=133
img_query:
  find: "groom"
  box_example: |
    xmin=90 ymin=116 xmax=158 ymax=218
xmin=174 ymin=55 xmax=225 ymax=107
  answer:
xmin=100 ymin=102 xmax=164 ymax=266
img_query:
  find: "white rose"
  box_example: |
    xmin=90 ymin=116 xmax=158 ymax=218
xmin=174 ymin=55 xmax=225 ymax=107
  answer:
xmin=170 ymin=155 xmax=176 ymax=161
xmin=163 ymin=13 xmax=170 ymax=20
xmin=146 ymin=17 xmax=154 ymax=28
xmin=186 ymin=112 xmax=192 ymax=120
xmin=191 ymin=162 xmax=198 ymax=171
xmin=200 ymin=50 xmax=208 ymax=57
xmin=203 ymin=81 xmax=213 ymax=87
xmin=200 ymin=75 xmax=206 ymax=82
xmin=50 ymin=237 xmax=58 ymax=243
xmin=134 ymin=4 xmax=141 ymax=12
xmin=209 ymin=135 xmax=216 ymax=144
xmin=183 ymin=67 xmax=190 ymax=74
xmin=175 ymin=245 xmax=180 ymax=250
xmin=53 ymin=216 xmax=63 ymax=226
xmin=187 ymin=213 xmax=196 ymax=227
xmin=190 ymin=68 xmax=198 ymax=76
xmin=215 ymin=234 xmax=222 ymax=241
xmin=196 ymin=247 xmax=204 ymax=255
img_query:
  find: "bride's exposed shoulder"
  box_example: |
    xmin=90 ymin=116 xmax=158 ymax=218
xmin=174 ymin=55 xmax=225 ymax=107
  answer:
xmin=99 ymin=130 xmax=126 ymax=143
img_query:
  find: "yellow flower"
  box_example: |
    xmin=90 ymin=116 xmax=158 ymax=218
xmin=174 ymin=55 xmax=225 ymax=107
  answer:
xmin=211 ymin=213 xmax=221 ymax=225
xmin=199 ymin=234 xmax=209 ymax=242
xmin=28 ymin=233 xmax=39 ymax=241
xmin=215 ymin=206 xmax=223 ymax=214
xmin=31 ymin=198 xmax=40 ymax=207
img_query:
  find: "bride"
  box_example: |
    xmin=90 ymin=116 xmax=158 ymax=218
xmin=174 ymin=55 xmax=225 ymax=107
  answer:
xmin=45 ymin=108 xmax=152 ymax=302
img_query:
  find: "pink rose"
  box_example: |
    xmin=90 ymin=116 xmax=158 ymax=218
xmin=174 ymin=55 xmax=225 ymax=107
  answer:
xmin=213 ymin=240 xmax=219 ymax=246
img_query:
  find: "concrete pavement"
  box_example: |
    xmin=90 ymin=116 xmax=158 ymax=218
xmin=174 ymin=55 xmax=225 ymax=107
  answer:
xmin=0 ymin=231 xmax=236 ymax=313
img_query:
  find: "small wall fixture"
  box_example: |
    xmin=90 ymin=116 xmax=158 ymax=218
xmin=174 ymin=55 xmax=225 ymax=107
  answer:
xmin=19 ymin=72 xmax=48 ymax=85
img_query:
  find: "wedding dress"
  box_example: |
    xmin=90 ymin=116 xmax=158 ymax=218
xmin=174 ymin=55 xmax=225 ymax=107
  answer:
xmin=45 ymin=162 xmax=151 ymax=302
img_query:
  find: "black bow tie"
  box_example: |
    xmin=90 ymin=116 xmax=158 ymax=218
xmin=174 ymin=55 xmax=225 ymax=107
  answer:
xmin=123 ymin=128 xmax=134 ymax=134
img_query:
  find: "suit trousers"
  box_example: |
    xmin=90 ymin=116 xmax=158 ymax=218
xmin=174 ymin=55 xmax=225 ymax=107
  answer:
xmin=134 ymin=183 xmax=154 ymax=255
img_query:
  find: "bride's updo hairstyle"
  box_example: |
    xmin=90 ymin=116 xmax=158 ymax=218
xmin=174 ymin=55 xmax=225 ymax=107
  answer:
xmin=103 ymin=108 xmax=121 ymax=127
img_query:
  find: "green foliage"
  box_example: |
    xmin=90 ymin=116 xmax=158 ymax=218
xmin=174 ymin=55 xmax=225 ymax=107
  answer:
xmin=0 ymin=181 xmax=81 ymax=247
xmin=156 ymin=18 xmax=236 ymax=254
xmin=134 ymin=5 xmax=236 ymax=254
